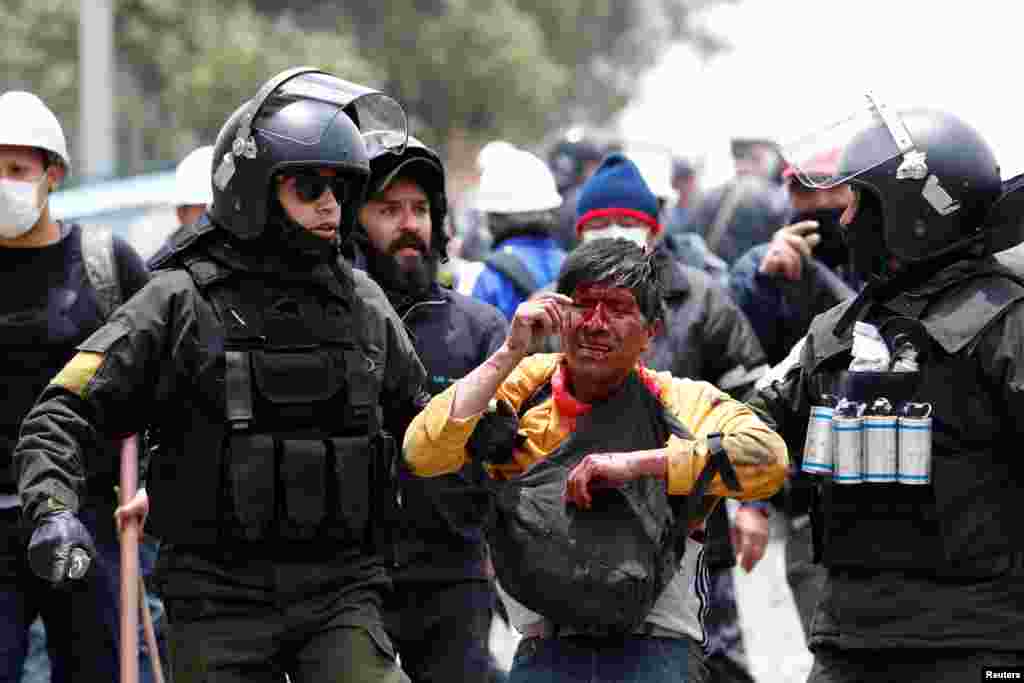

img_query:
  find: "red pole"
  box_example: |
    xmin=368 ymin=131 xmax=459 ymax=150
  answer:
xmin=119 ymin=435 xmax=140 ymax=683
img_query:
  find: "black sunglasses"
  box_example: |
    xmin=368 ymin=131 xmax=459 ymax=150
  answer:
xmin=285 ymin=174 xmax=350 ymax=204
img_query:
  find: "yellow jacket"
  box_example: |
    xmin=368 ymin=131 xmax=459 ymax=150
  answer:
xmin=403 ymin=353 xmax=787 ymax=505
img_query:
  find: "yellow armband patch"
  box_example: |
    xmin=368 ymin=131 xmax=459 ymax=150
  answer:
xmin=51 ymin=352 xmax=104 ymax=398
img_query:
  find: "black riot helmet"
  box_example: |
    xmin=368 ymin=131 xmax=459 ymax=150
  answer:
xmin=786 ymin=97 xmax=1001 ymax=281
xmin=362 ymin=136 xmax=449 ymax=261
xmin=209 ymin=67 xmax=408 ymax=243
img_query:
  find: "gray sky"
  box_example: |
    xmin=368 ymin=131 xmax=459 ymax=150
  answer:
xmin=620 ymin=0 xmax=1024 ymax=185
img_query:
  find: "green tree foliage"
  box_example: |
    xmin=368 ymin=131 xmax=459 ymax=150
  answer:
xmin=0 ymin=0 xmax=79 ymax=143
xmin=0 ymin=0 xmax=724 ymax=177
xmin=346 ymin=0 xmax=569 ymax=148
xmin=118 ymin=0 xmax=375 ymax=162
xmin=0 ymin=0 xmax=372 ymax=177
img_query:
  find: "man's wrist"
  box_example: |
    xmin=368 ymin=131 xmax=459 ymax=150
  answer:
xmin=493 ymin=342 xmax=527 ymax=371
xmin=626 ymin=449 xmax=669 ymax=480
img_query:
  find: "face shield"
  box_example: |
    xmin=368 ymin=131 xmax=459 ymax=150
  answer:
xmin=215 ymin=69 xmax=408 ymax=191
xmin=781 ymin=92 xmax=922 ymax=190
xmin=263 ymin=72 xmax=408 ymax=157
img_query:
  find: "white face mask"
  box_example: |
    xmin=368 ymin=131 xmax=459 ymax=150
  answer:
xmin=581 ymin=223 xmax=649 ymax=247
xmin=0 ymin=176 xmax=45 ymax=239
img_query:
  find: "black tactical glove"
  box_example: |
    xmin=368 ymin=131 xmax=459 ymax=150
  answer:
xmin=27 ymin=507 xmax=95 ymax=584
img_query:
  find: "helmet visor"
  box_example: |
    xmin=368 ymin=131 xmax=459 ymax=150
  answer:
xmin=781 ymin=94 xmax=910 ymax=190
xmin=262 ymin=73 xmax=408 ymax=155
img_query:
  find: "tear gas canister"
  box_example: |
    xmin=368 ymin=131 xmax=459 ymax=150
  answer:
xmin=898 ymin=402 xmax=932 ymax=485
xmin=863 ymin=397 xmax=897 ymax=483
xmin=833 ymin=398 xmax=864 ymax=484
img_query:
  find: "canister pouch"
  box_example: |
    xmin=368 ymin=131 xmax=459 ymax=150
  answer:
xmin=227 ymin=433 xmax=276 ymax=541
xmin=802 ymin=406 xmax=835 ymax=475
xmin=225 ymin=351 xmax=254 ymax=430
xmin=820 ymin=479 xmax=944 ymax=570
xmin=835 ymin=370 xmax=922 ymax=407
xmin=329 ymin=436 xmax=374 ymax=542
xmin=279 ymin=439 xmax=329 ymax=540
xmin=251 ymin=350 xmax=342 ymax=404
xmin=832 ymin=415 xmax=863 ymax=484
xmin=863 ymin=415 xmax=898 ymax=483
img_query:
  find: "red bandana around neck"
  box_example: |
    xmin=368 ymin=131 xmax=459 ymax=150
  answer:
xmin=551 ymin=360 xmax=662 ymax=428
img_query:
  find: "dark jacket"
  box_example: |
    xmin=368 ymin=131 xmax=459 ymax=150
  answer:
xmin=687 ymin=176 xmax=790 ymax=265
xmin=644 ymin=251 xmax=767 ymax=393
xmin=0 ymin=223 xmax=148 ymax=499
xmin=730 ymin=244 xmax=859 ymax=365
xmin=749 ymin=250 xmax=1024 ymax=651
xmin=374 ymin=276 xmax=509 ymax=583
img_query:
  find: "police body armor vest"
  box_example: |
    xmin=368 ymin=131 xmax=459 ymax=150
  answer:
xmin=482 ymin=370 xmax=738 ymax=634
xmin=805 ymin=264 xmax=1024 ymax=577
xmin=146 ymin=235 xmax=386 ymax=548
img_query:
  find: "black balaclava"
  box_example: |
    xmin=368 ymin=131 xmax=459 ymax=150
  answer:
xmin=842 ymin=191 xmax=890 ymax=283
xmin=264 ymin=201 xmax=339 ymax=264
xmin=792 ymin=207 xmax=848 ymax=271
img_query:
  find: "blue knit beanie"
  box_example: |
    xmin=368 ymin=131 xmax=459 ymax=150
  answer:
xmin=574 ymin=152 xmax=662 ymax=238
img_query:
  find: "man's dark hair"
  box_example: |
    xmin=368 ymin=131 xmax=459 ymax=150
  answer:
xmin=556 ymin=238 xmax=665 ymax=325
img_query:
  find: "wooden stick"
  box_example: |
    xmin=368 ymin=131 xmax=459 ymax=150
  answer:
xmin=139 ymin=574 xmax=166 ymax=683
xmin=119 ymin=435 xmax=140 ymax=683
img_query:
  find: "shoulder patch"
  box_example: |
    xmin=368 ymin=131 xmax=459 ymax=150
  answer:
xmin=52 ymin=352 xmax=105 ymax=398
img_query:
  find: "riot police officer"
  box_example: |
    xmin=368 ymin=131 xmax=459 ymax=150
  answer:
xmin=750 ymin=98 xmax=1024 ymax=680
xmin=13 ymin=68 xmax=427 ymax=683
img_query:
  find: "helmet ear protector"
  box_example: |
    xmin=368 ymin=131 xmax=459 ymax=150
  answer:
xmin=213 ymin=67 xmax=326 ymax=193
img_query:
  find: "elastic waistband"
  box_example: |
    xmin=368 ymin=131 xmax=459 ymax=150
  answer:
xmin=520 ymin=619 xmax=687 ymax=641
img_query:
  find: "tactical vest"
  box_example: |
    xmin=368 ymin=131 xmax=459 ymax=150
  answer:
xmin=482 ymin=371 xmax=738 ymax=634
xmin=804 ymin=267 xmax=1024 ymax=577
xmin=147 ymin=249 xmax=388 ymax=548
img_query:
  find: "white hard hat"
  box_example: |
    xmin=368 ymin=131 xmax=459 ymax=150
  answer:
xmin=0 ymin=91 xmax=71 ymax=173
xmin=477 ymin=140 xmax=518 ymax=171
xmin=475 ymin=147 xmax=562 ymax=214
xmin=174 ymin=145 xmax=215 ymax=207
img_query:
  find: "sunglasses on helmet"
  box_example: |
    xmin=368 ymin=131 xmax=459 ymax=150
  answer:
xmin=283 ymin=173 xmax=351 ymax=204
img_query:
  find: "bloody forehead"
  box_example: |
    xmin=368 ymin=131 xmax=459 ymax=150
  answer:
xmin=572 ymin=283 xmax=638 ymax=306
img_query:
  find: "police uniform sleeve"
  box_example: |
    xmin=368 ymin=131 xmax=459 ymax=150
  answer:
xmin=697 ymin=271 xmax=769 ymax=389
xmin=15 ymin=271 xmax=201 ymax=522
xmin=743 ymin=335 xmax=815 ymax=469
xmin=974 ymin=299 xmax=1024 ymax=437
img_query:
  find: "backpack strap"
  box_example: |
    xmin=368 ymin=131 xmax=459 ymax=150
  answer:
xmin=80 ymin=227 xmax=123 ymax=320
xmin=519 ymin=379 xmax=553 ymax=416
xmin=485 ymin=250 xmax=539 ymax=299
xmin=704 ymin=180 xmax=749 ymax=256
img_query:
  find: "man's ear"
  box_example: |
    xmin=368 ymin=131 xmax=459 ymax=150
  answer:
xmin=45 ymin=163 xmax=66 ymax=192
